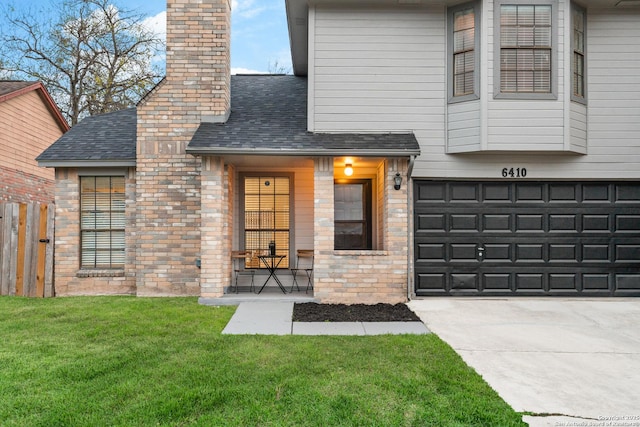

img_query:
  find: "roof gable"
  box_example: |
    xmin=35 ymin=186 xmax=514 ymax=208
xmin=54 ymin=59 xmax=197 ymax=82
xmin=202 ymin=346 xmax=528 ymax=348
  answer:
xmin=0 ymin=81 xmax=69 ymax=132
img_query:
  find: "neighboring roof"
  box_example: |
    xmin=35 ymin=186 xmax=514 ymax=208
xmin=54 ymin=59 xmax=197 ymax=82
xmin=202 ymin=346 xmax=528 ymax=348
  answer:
xmin=0 ymin=80 xmax=70 ymax=132
xmin=37 ymin=108 xmax=136 ymax=167
xmin=187 ymin=75 xmax=420 ymax=157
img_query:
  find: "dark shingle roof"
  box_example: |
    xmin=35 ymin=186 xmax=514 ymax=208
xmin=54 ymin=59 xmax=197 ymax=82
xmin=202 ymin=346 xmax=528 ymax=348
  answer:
xmin=37 ymin=108 xmax=136 ymax=166
xmin=37 ymin=75 xmax=419 ymax=167
xmin=187 ymin=75 xmax=420 ymax=157
xmin=0 ymin=81 xmax=36 ymax=98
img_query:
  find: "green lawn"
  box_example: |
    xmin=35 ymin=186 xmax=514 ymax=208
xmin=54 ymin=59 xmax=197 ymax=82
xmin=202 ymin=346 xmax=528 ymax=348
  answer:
xmin=0 ymin=297 xmax=525 ymax=426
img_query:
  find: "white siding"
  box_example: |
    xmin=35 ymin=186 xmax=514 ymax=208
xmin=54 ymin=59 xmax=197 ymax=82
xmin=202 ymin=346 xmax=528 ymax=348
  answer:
xmin=570 ymin=102 xmax=587 ymax=152
xmin=309 ymin=2 xmax=640 ymax=180
xmin=311 ymin=6 xmax=445 ymax=132
xmin=447 ymin=100 xmax=481 ymax=152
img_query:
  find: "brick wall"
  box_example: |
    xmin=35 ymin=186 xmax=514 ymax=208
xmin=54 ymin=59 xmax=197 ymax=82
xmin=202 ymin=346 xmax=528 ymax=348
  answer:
xmin=0 ymin=87 xmax=64 ymax=204
xmin=313 ymin=158 xmax=409 ymax=304
xmin=52 ymin=168 xmax=136 ymax=295
xmin=0 ymin=166 xmax=54 ymax=204
xmin=134 ymin=0 xmax=231 ymax=296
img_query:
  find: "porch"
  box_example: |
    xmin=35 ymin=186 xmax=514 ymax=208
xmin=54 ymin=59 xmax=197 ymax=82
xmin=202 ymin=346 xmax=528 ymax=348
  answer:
xmin=196 ymin=155 xmax=413 ymax=304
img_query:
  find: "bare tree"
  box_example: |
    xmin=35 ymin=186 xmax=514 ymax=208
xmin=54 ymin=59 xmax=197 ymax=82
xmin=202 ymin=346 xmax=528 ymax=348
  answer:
xmin=268 ymin=59 xmax=291 ymax=75
xmin=1 ymin=0 xmax=163 ymax=125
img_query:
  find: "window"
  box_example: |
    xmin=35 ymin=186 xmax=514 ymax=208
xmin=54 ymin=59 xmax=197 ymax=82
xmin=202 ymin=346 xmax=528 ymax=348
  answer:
xmin=449 ymin=2 xmax=480 ymax=102
xmin=80 ymin=176 xmax=125 ymax=269
xmin=334 ymin=180 xmax=372 ymax=250
xmin=243 ymin=176 xmax=290 ymax=268
xmin=495 ymin=1 xmax=557 ymax=98
xmin=571 ymin=3 xmax=586 ymax=102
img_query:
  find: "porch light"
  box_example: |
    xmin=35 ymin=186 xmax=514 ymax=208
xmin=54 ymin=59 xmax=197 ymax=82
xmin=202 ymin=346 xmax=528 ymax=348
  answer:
xmin=394 ymin=173 xmax=403 ymax=190
xmin=344 ymin=163 xmax=353 ymax=176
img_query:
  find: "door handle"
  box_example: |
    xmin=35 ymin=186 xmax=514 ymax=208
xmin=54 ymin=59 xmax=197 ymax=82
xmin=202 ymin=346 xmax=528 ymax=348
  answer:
xmin=477 ymin=246 xmax=485 ymax=258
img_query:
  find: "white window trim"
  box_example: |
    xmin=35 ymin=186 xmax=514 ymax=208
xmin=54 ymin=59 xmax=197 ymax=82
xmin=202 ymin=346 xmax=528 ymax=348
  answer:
xmin=448 ymin=1 xmax=481 ymax=104
xmin=571 ymin=2 xmax=587 ymax=104
xmin=493 ymin=0 xmax=558 ymax=100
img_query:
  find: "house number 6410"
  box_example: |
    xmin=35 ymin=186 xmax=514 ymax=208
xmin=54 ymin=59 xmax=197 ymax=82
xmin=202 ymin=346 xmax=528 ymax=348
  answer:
xmin=501 ymin=167 xmax=527 ymax=178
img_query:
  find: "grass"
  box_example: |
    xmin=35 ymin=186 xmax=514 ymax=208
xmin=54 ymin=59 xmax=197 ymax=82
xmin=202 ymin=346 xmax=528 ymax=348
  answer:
xmin=0 ymin=297 xmax=525 ymax=426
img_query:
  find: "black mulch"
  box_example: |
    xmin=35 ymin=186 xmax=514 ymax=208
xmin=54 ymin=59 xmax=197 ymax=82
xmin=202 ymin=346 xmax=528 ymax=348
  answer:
xmin=292 ymin=303 xmax=421 ymax=322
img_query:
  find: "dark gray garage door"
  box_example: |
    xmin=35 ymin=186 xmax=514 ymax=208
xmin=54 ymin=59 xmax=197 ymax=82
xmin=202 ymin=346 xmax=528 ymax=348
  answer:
xmin=414 ymin=181 xmax=640 ymax=296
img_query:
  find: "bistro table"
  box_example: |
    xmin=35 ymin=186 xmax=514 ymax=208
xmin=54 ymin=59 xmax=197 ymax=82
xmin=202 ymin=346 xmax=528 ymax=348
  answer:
xmin=257 ymin=254 xmax=287 ymax=294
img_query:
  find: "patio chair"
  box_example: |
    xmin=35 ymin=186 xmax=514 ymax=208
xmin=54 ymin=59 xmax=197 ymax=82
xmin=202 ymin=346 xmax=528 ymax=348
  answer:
xmin=290 ymin=249 xmax=314 ymax=293
xmin=231 ymin=250 xmax=256 ymax=293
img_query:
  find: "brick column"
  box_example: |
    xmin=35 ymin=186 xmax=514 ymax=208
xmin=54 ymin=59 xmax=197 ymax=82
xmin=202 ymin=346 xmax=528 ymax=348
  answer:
xmin=200 ymin=157 xmax=232 ymax=297
xmin=313 ymin=157 xmax=334 ymax=301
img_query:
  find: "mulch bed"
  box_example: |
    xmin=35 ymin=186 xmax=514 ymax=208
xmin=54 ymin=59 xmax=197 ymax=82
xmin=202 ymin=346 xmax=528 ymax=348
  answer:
xmin=292 ymin=303 xmax=421 ymax=322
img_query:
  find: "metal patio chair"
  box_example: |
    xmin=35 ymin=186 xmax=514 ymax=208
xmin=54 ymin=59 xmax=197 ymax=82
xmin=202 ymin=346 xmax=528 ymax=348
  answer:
xmin=290 ymin=249 xmax=314 ymax=293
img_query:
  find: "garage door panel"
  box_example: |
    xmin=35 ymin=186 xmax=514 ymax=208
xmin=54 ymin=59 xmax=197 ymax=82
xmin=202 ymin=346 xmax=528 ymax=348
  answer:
xmin=516 ymin=215 xmax=545 ymax=231
xmin=616 ymin=245 xmax=640 ymax=262
xmin=515 ymin=244 xmax=545 ymax=262
xmin=416 ymin=214 xmax=445 ymax=232
xmin=549 ymin=244 xmax=578 ymax=262
xmin=549 ymin=274 xmax=578 ymax=290
xmin=451 ymin=244 xmax=478 ymax=261
xmin=414 ymin=181 xmax=640 ymax=296
xmin=516 ymin=184 xmax=545 ymax=202
xmin=483 ymin=214 xmax=512 ymax=231
xmin=416 ymin=273 xmax=447 ymax=291
xmin=549 ymin=215 xmax=577 ymax=232
xmin=583 ymin=274 xmax=610 ymax=291
xmin=583 ymin=184 xmax=610 ymax=201
xmin=616 ymin=275 xmax=640 ymax=291
xmin=617 ymin=215 xmax=640 ymax=232
xmin=549 ymin=184 xmax=578 ymax=201
xmin=516 ymin=274 xmax=545 ymax=290
xmin=483 ymin=183 xmax=512 ymax=201
xmin=483 ymin=274 xmax=511 ymax=290
xmin=451 ymin=274 xmax=478 ymax=290
xmin=451 ymin=183 xmax=478 ymax=202
xmin=451 ymin=214 xmax=479 ymax=231
xmin=616 ymin=185 xmax=640 ymax=202
xmin=583 ymin=215 xmax=610 ymax=231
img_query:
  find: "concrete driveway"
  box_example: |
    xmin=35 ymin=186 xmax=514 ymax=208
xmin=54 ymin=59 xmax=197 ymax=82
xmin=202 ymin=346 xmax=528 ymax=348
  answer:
xmin=407 ymin=298 xmax=640 ymax=427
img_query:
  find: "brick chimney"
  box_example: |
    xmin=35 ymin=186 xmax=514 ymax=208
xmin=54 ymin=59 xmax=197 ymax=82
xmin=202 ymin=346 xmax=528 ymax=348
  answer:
xmin=134 ymin=0 xmax=231 ymax=296
xmin=165 ymin=0 xmax=231 ymax=122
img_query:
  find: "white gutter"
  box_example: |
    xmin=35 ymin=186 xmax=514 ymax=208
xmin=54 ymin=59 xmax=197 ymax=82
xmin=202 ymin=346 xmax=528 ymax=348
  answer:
xmin=406 ymin=155 xmax=417 ymax=301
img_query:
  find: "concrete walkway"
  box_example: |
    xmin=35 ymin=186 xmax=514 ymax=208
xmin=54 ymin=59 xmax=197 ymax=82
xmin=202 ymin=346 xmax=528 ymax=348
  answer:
xmin=221 ymin=301 xmax=430 ymax=336
xmin=408 ymin=298 xmax=640 ymax=427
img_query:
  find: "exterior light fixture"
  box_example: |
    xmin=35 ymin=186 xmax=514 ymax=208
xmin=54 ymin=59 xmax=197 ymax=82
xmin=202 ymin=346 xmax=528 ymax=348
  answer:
xmin=344 ymin=163 xmax=353 ymax=176
xmin=393 ymin=173 xmax=402 ymax=190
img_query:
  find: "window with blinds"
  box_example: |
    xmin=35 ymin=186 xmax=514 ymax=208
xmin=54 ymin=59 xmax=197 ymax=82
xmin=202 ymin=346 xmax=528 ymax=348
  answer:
xmin=453 ymin=6 xmax=476 ymax=97
xmin=243 ymin=176 xmax=290 ymax=269
xmin=499 ymin=4 xmax=553 ymax=94
xmin=80 ymin=176 xmax=125 ymax=269
xmin=572 ymin=4 xmax=586 ymax=100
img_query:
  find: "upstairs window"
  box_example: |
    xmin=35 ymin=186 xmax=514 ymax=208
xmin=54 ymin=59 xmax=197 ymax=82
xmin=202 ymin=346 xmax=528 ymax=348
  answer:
xmin=449 ymin=2 xmax=480 ymax=102
xmin=571 ymin=3 xmax=586 ymax=102
xmin=495 ymin=1 xmax=557 ymax=99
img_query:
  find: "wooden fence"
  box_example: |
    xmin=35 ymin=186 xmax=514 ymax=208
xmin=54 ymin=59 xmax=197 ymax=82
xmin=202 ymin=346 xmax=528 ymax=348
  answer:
xmin=0 ymin=202 xmax=54 ymax=297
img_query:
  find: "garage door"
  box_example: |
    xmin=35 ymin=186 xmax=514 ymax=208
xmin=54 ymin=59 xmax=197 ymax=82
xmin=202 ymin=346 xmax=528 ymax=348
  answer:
xmin=414 ymin=181 xmax=640 ymax=296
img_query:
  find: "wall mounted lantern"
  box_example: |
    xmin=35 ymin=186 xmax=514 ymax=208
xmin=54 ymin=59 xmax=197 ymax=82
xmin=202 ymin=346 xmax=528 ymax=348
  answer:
xmin=393 ymin=173 xmax=402 ymax=190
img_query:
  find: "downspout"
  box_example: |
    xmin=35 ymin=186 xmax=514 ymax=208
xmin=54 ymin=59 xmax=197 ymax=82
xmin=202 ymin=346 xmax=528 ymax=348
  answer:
xmin=406 ymin=155 xmax=417 ymax=301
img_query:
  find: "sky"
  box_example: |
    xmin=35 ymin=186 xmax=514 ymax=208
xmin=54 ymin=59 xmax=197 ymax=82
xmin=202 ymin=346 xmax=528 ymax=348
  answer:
xmin=3 ymin=0 xmax=292 ymax=75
